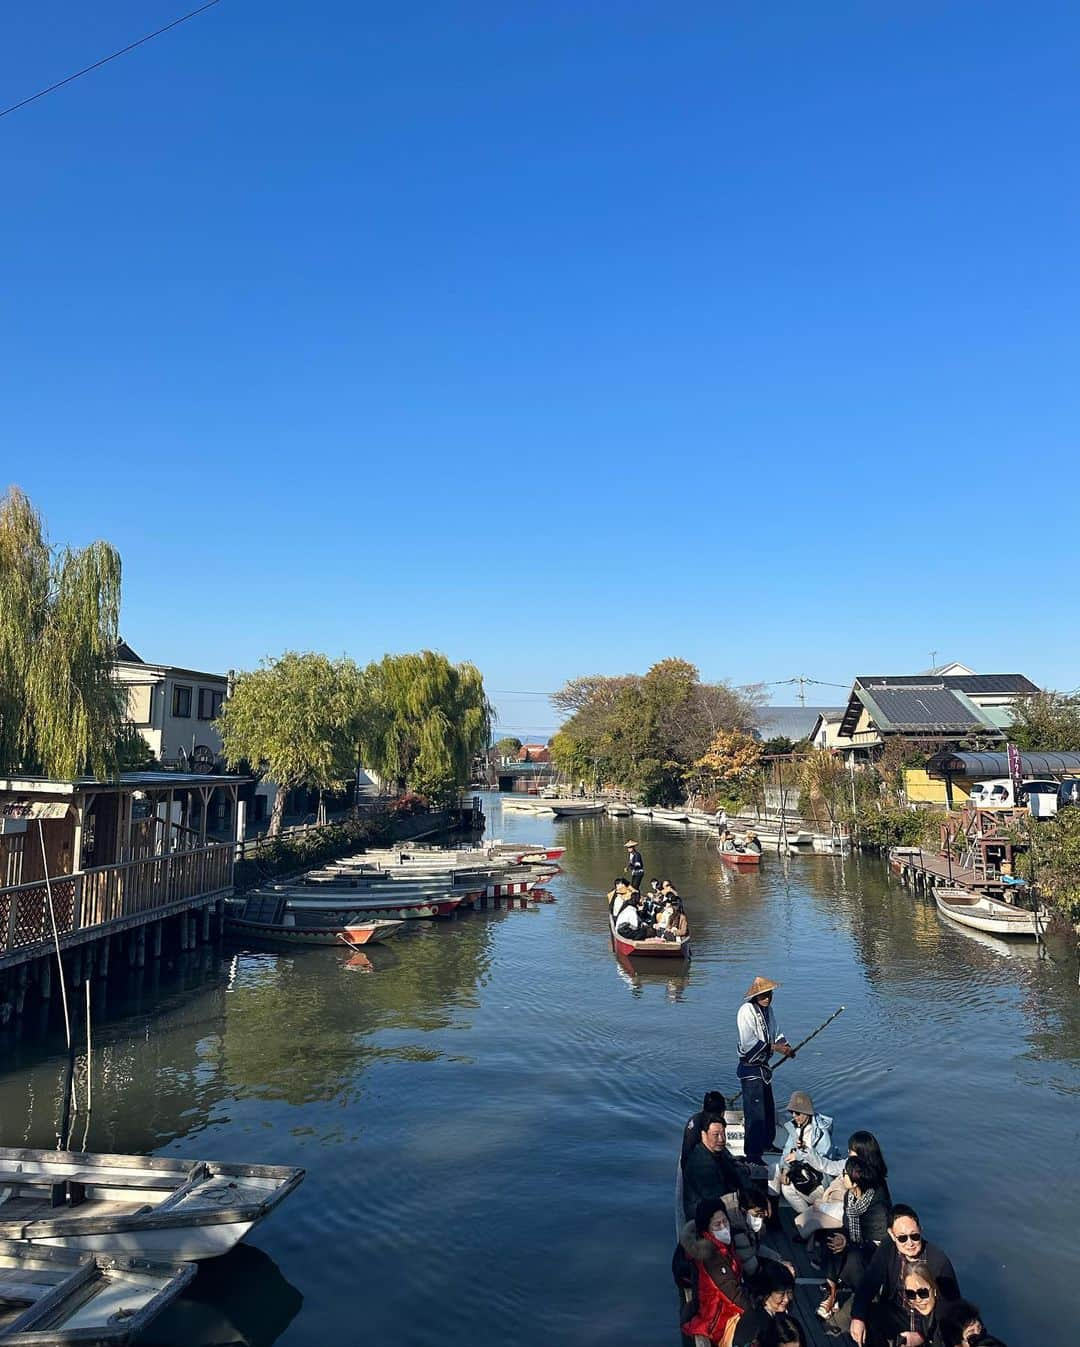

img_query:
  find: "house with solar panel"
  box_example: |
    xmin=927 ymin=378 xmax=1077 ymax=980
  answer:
xmin=833 ymin=667 xmax=1040 ymax=778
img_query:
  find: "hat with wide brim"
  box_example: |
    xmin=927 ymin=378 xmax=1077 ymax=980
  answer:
xmin=786 ymin=1090 xmax=814 ymax=1115
xmin=624 ymin=840 xmax=639 ymax=848
xmin=744 ymin=976 xmax=780 ymax=1001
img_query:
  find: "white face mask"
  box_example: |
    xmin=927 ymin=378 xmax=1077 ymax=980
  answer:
xmin=747 ymin=1214 xmax=764 ymax=1233
xmin=709 ymin=1223 xmax=731 ymax=1244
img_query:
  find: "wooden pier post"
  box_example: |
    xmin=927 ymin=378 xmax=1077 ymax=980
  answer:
xmin=38 ymin=958 xmax=51 ymax=1001
xmin=135 ymin=928 xmax=146 ymax=969
xmin=97 ymin=936 xmax=110 ymax=978
xmin=152 ymin=921 xmax=163 ymax=959
xmin=201 ymin=906 xmax=211 ymax=943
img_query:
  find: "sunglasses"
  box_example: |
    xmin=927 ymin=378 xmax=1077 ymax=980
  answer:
xmin=904 ymin=1287 xmax=933 ymax=1301
xmin=894 ymin=1232 xmax=922 ymax=1244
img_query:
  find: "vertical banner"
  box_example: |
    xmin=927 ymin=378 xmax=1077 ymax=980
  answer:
xmin=1006 ymin=743 xmax=1024 ymax=801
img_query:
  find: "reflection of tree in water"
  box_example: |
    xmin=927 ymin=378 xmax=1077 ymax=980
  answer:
xmin=213 ymin=917 xmax=496 ymax=1106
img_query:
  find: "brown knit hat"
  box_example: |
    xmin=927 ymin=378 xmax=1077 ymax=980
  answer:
xmin=744 ymin=976 xmax=780 ymax=1001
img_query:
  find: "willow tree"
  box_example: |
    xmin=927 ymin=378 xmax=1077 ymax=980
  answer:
xmin=218 ymin=652 xmax=367 ymax=834
xmin=360 ymin=652 xmax=491 ymax=803
xmin=0 ymin=486 xmax=123 ymax=778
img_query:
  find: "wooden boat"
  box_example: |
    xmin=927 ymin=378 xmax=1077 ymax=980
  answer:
xmin=225 ymin=900 xmax=406 ymax=947
xmin=718 ymin=847 xmax=762 ymax=868
xmin=548 ymin=802 xmax=605 ymax=817
xmin=608 ymin=912 xmax=690 ymax=960
xmin=605 ymin=803 xmax=633 ymax=817
xmin=0 ymin=1150 xmax=304 ymax=1262
xmin=934 ymin=887 xmax=1039 ymax=937
xmin=0 ymin=1241 xmax=195 ymax=1345
xmin=651 ymin=808 xmax=690 ymax=823
xmin=276 ymin=890 xmax=468 ymax=920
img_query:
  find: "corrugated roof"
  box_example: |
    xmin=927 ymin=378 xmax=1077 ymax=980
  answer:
xmin=928 ymin=750 xmax=1080 ymax=778
xmin=839 ymin=673 xmax=1035 ymax=737
xmin=855 ymin=673 xmax=1037 ymax=694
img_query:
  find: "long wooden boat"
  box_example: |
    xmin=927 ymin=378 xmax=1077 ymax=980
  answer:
xmin=276 ymin=890 xmax=468 ymax=920
xmin=0 ymin=1241 xmax=195 ymax=1345
xmin=718 ymin=847 xmax=761 ymax=869
xmin=608 ymin=912 xmax=690 ymax=960
xmin=224 ymin=907 xmax=406 ymax=947
xmin=651 ymin=808 xmax=691 ymax=823
xmin=934 ymin=887 xmax=1039 ymax=937
xmin=548 ymin=802 xmax=605 ymax=818
xmin=0 ymin=1150 xmax=304 ymax=1262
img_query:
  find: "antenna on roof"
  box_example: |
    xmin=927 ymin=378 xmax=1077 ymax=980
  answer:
xmin=929 ymin=650 xmax=939 ymax=672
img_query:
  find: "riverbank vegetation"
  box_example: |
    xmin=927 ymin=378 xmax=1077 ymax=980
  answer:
xmin=549 ymin=659 xmax=763 ymax=805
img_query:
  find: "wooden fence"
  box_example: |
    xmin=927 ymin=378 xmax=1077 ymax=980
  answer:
xmin=0 ymin=843 xmax=234 ymax=957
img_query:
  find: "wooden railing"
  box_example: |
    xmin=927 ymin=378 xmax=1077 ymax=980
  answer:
xmin=0 ymin=843 xmax=234 ymax=957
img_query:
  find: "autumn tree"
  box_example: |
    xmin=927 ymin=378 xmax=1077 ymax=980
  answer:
xmin=0 ymin=486 xmax=124 ymax=778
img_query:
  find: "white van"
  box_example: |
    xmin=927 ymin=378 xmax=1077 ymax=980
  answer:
xmin=967 ymin=779 xmax=1014 ymax=808
xmin=1019 ymin=779 xmax=1060 ymax=818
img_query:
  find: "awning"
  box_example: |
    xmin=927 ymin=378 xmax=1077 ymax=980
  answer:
xmin=927 ymin=750 xmax=1080 ymax=778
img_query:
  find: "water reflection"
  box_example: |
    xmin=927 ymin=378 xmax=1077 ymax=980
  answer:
xmin=612 ymin=949 xmax=691 ymax=1001
xmin=143 ymin=1246 xmax=303 ymax=1347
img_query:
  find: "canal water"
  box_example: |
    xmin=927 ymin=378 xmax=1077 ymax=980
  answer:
xmin=0 ymin=793 xmax=1077 ymax=1346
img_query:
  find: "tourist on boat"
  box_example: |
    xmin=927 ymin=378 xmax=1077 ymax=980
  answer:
xmin=743 ymin=831 xmax=763 ymax=855
xmin=681 ymin=1092 xmax=728 ymax=1170
xmin=729 ymin=1260 xmax=795 ymax=1347
xmin=940 ymin=1300 xmax=986 ymax=1347
xmin=736 ymin=977 xmax=794 ymax=1168
xmin=849 ymin=1204 xmax=961 ymax=1347
xmin=624 ymin=841 xmax=645 ymax=890
xmin=675 ymin=1198 xmax=752 ymax=1346
xmin=732 ymin=1186 xmax=794 ymax=1282
xmin=660 ymin=878 xmax=681 ymax=898
xmin=607 ymin=878 xmax=632 ymax=916
xmin=794 ymin=1131 xmax=890 ymax=1238
xmin=682 ymin=1114 xmax=745 ymax=1220
xmin=613 ymin=893 xmax=648 ymax=938
xmin=896 ymin=1263 xmax=948 ymax=1346
xmin=771 ymin=1090 xmax=835 ymax=1214
xmin=658 ymin=895 xmax=689 ymax=940
xmin=813 ymin=1156 xmax=891 ymax=1328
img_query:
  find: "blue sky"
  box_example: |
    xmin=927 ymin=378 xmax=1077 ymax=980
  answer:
xmin=3 ymin=1 xmax=1079 ymax=740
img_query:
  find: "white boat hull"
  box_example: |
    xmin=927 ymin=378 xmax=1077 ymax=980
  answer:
xmin=32 ymin=1218 xmax=258 ymax=1261
xmin=934 ymin=890 xmax=1039 ymax=937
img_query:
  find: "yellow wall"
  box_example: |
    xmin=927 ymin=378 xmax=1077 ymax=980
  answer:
xmin=903 ymin=768 xmax=970 ymax=805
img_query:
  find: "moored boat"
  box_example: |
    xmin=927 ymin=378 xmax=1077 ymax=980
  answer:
xmin=608 ymin=912 xmax=690 ymax=960
xmin=225 ymin=901 xmax=406 ymax=947
xmin=0 ymin=1241 xmax=195 ymax=1345
xmin=548 ymin=802 xmax=605 ymax=817
xmin=0 ymin=1150 xmax=304 ymax=1262
xmin=933 ymin=887 xmax=1039 ymax=937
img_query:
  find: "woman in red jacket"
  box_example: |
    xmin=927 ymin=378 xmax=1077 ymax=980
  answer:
xmin=677 ymin=1198 xmax=752 ymax=1347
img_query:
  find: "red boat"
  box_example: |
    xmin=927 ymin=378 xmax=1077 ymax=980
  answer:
xmin=718 ymin=848 xmax=761 ymax=869
xmin=608 ymin=912 xmax=690 ymax=960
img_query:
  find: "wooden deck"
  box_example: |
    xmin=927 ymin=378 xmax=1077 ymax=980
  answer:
xmin=891 ymin=846 xmax=1006 ymax=894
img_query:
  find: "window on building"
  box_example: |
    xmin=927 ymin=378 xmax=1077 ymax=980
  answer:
xmin=198 ymin=687 xmax=225 ymax=720
xmin=172 ymin=685 xmax=192 ymax=718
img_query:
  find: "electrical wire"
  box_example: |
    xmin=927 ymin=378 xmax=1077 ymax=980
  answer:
xmin=0 ymin=0 xmax=221 ymax=121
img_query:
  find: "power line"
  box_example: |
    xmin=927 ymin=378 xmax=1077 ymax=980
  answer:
xmin=0 ymin=0 xmax=221 ymax=121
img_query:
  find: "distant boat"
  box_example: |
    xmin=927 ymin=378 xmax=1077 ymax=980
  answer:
xmin=548 ymin=802 xmax=605 ymax=817
xmin=606 ymin=803 xmax=633 ymax=817
xmin=629 ymin=805 xmax=653 ymax=817
xmin=651 ymin=808 xmax=691 ymax=824
xmin=608 ymin=912 xmax=690 ymax=960
xmin=718 ymin=847 xmax=761 ymax=869
xmin=0 ymin=1240 xmax=194 ymax=1345
xmin=0 ymin=1150 xmax=304 ymax=1262
xmin=933 ymin=887 xmax=1039 ymax=938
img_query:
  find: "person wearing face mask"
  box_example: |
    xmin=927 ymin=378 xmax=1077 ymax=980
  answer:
xmin=732 ymin=1186 xmax=794 ymax=1283
xmin=675 ymin=1198 xmax=751 ymax=1346
xmin=849 ymin=1204 xmax=960 ymax=1347
xmin=730 ymin=1260 xmax=796 ymax=1347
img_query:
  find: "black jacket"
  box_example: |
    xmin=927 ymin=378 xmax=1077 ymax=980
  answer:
xmin=683 ymin=1142 xmax=745 ymax=1220
xmin=731 ymin=1306 xmax=782 ymax=1347
xmin=851 ymin=1237 xmax=960 ymax=1322
xmin=844 ymin=1186 xmax=890 ymax=1247
xmin=625 ymin=849 xmax=644 ymax=874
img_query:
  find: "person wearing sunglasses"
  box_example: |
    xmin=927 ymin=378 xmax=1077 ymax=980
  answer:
xmin=849 ymin=1204 xmax=961 ymax=1347
xmin=899 ymin=1264 xmax=946 ymax=1346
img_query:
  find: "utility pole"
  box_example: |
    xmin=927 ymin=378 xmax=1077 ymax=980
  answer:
xmin=929 ymin=650 xmax=939 ymax=672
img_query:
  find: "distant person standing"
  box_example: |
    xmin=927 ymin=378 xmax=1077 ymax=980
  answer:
xmin=737 ymin=977 xmax=794 ymax=1168
xmin=624 ymin=841 xmax=645 ymax=891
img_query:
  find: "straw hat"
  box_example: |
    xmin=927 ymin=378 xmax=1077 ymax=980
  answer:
xmin=786 ymin=1090 xmax=814 ymax=1116
xmin=744 ymin=975 xmax=780 ymax=1001
xmin=624 ymin=840 xmax=639 ymax=848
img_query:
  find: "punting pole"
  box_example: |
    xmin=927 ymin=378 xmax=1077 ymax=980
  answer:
xmin=769 ymin=1005 xmax=846 ymax=1070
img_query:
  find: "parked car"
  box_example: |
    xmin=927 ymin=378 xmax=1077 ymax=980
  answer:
xmin=967 ymin=778 xmax=1014 ymax=808
xmin=1058 ymin=779 xmax=1080 ymax=811
xmin=1018 ymin=779 xmax=1060 ymax=818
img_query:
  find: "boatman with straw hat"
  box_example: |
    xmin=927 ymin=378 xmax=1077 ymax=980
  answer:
xmin=624 ymin=841 xmax=644 ymax=892
xmin=736 ymin=977 xmax=795 ymax=1168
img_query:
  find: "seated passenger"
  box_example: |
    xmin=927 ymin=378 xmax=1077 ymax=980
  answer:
xmin=613 ymin=893 xmax=650 ymax=938
xmin=771 ymin=1090 xmax=834 ymax=1214
xmin=732 ymin=1186 xmax=794 ymax=1282
xmin=795 ymin=1130 xmax=890 ymax=1239
xmin=683 ymin=1114 xmax=745 ymax=1220
xmin=743 ymin=830 xmax=763 ymax=854
xmin=898 ymin=1263 xmax=948 ymax=1347
xmin=681 ymin=1091 xmax=728 ymax=1170
xmin=849 ymin=1204 xmax=960 ymax=1347
xmin=814 ymin=1157 xmax=890 ymax=1326
xmin=730 ymin=1260 xmax=795 ymax=1347
xmin=606 ymin=877 xmax=632 ymax=916
xmin=940 ymin=1300 xmax=987 ymax=1347
xmin=675 ymin=1198 xmax=751 ymax=1346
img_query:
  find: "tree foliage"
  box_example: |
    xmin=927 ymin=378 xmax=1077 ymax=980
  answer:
xmin=494 ymin=736 xmax=523 ymax=760
xmin=359 ymin=651 xmax=491 ymax=803
xmin=1007 ymin=690 xmax=1080 ymax=752
xmin=1010 ymin=809 xmax=1080 ymax=923
xmin=219 ymin=652 xmax=366 ymax=834
xmin=0 ymin=486 xmax=124 ymax=778
xmin=550 ymin=660 xmax=764 ymax=805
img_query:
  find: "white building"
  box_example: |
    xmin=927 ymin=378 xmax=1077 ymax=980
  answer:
xmin=113 ymin=642 xmax=229 ymax=769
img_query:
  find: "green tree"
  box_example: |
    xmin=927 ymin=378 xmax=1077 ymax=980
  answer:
xmin=359 ymin=651 xmax=491 ymax=803
xmin=1007 ymin=690 xmax=1080 ymax=752
xmin=494 ymin=736 xmax=523 ymax=760
xmin=1011 ymin=809 xmax=1080 ymax=922
xmin=218 ymin=652 xmax=366 ymax=834
xmin=0 ymin=486 xmax=123 ymax=778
